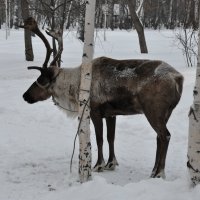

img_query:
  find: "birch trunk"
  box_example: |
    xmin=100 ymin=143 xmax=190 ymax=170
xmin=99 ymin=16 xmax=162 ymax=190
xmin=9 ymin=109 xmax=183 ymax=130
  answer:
xmin=119 ymin=0 xmax=125 ymax=29
xmin=194 ymin=0 xmax=199 ymax=27
xmin=168 ymin=0 xmax=173 ymax=28
xmin=186 ymin=0 xmax=192 ymax=27
xmin=66 ymin=0 xmax=73 ymax=29
xmin=13 ymin=0 xmax=19 ymax=29
xmin=8 ymin=0 xmax=10 ymax=35
xmin=107 ymin=0 xmax=114 ymax=30
xmin=78 ymin=0 xmax=96 ymax=183
xmin=187 ymin=15 xmax=200 ymax=186
xmin=5 ymin=0 xmax=8 ymax=39
xmin=103 ymin=0 xmax=108 ymax=41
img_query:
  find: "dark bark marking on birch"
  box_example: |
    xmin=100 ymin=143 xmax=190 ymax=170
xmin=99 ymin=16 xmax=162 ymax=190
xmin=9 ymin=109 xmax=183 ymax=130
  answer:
xmin=188 ymin=107 xmax=198 ymax=122
xmin=87 ymin=142 xmax=91 ymax=147
xmin=193 ymin=89 xmax=198 ymax=96
xmin=187 ymin=161 xmax=199 ymax=173
xmin=85 ymin=152 xmax=89 ymax=157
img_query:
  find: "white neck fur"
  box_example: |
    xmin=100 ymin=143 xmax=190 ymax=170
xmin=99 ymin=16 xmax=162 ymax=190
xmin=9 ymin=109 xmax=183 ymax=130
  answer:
xmin=50 ymin=67 xmax=80 ymax=118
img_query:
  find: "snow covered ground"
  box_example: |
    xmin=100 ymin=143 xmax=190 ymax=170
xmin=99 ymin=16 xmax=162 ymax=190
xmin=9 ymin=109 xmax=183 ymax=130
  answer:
xmin=0 ymin=29 xmax=199 ymax=199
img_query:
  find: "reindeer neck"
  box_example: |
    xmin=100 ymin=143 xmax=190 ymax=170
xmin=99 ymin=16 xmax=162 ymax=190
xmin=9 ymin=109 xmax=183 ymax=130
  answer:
xmin=50 ymin=67 xmax=81 ymax=117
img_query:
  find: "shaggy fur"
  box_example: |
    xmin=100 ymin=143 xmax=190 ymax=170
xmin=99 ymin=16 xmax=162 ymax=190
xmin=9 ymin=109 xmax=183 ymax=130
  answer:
xmin=48 ymin=57 xmax=183 ymax=118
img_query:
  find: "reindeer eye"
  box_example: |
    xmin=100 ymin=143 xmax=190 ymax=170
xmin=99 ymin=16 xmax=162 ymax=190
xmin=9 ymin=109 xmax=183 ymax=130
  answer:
xmin=37 ymin=75 xmax=50 ymax=86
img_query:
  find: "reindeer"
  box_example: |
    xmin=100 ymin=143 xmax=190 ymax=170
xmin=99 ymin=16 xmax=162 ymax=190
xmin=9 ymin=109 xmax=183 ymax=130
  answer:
xmin=21 ymin=18 xmax=183 ymax=178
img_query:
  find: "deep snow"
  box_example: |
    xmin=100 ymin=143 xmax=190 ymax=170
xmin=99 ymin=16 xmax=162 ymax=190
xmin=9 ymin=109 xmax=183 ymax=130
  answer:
xmin=0 ymin=29 xmax=200 ymax=200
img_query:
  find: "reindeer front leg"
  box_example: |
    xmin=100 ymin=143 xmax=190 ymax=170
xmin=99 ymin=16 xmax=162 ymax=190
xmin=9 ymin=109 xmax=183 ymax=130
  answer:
xmin=104 ymin=116 xmax=119 ymax=170
xmin=91 ymin=111 xmax=105 ymax=172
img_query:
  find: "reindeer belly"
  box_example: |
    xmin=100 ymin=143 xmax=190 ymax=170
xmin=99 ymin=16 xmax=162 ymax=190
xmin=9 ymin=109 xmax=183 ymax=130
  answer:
xmin=96 ymin=96 xmax=143 ymax=117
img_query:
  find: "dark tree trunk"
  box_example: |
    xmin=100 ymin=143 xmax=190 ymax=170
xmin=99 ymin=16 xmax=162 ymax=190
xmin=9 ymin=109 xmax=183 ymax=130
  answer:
xmin=50 ymin=0 xmax=57 ymax=58
xmin=108 ymin=0 xmax=114 ymax=30
xmin=21 ymin=0 xmax=34 ymax=61
xmin=127 ymin=0 xmax=148 ymax=53
xmin=77 ymin=0 xmax=86 ymax=42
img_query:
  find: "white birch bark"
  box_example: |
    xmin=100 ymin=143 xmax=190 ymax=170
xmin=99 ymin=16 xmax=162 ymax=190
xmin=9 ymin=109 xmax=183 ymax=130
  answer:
xmin=13 ymin=0 xmax=19 ymax=29
xmin=78 ymin=0 xmax=96 ymax=183
xmin=5 ymin=0 xmax=8 ymax=40
xmin=187 ymin=15 xmax=200 ymax=186
xmin=8 ymin=0 xmax=10 ymax=36
xmin=168 ymin=0 xmax=173 ymax=25
xmin=107 ymin=0 xmax=114 ymax=30
xmin=194 ymin=0 xmax=199 ymax=25
xmin=186 ymin=0 xmax=192 ymax=26
xmin=66 ymin=0 xmax=73 ymax=28
xmin=103 ymin=0 xmax=108 ymax=41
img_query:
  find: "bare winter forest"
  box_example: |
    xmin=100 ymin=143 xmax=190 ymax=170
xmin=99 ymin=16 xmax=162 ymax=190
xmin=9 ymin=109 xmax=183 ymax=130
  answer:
xmin=1 ymin=0 xmax=200 ymax=199
xmin=1 ymin=0 xmax=199 ymax=66
xmin=0 ymin=0 xmax=199 ymax=30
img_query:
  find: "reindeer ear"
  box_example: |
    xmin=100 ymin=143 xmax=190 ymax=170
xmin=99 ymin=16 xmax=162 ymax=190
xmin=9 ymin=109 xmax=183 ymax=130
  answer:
xmin=48 ymin=66 xmax=60 ymax=80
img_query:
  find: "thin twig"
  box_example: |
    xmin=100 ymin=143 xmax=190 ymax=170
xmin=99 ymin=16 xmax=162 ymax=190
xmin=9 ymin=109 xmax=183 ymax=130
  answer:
xmin=70 ymin=97 xmax=90 ymax=173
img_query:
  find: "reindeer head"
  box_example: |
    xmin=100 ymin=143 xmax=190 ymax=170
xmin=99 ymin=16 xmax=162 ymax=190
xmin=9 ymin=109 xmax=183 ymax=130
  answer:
xmin=23 ymin=66 xmax=60 ymax=104
xmin=21 ymin=18 xmax=63 ymax=104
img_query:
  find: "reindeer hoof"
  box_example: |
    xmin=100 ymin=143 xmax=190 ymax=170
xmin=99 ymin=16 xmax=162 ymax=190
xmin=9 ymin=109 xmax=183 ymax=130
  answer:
xmin=150 ymin=169 xmax=165 ymax=179
xmin=104 ymin=162 xmax=115 ymax=170
xmin=93 ymin=161 xmax=105 ymax=172
xmin=104 ymin=159 xmax=119 ymax=171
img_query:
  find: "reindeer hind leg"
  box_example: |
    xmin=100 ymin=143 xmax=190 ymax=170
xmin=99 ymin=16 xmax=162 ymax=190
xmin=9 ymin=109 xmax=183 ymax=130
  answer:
xmin=144 ymin=106 xmax=172 ymax=178
xmin=150 ymin=128 xmax=171 ymax=178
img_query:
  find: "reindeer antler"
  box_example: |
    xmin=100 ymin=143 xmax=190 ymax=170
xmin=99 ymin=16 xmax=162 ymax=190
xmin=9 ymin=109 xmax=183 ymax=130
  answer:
xmin=46 ymin=29 xmax=63 ymax=67
xmin=19 ymin=17 xmax=53 ymax=68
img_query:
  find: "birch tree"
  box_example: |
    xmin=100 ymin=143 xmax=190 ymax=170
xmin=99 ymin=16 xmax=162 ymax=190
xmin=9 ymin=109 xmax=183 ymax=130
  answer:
xmin=66 ymin=0 xmax=73 ymax=29
xmin=4 ymin=0 xmax=11 ymax=36
xmin=187 ymin=13 xmax=200 ymax=185
xmin=13 ymin=0 xmax=19 ymax=29
xmin=5 ymin=0 xmax=8 ymax=39
xmin=194 ymin=0 xmax=199 ymax=29
xmin=107 ymin=0 xmax=114 ymax=30
xmin=168 ymin=0 xmax=173 ymax=28
xmin=78 ymin=0 xmax=96 ymax=183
